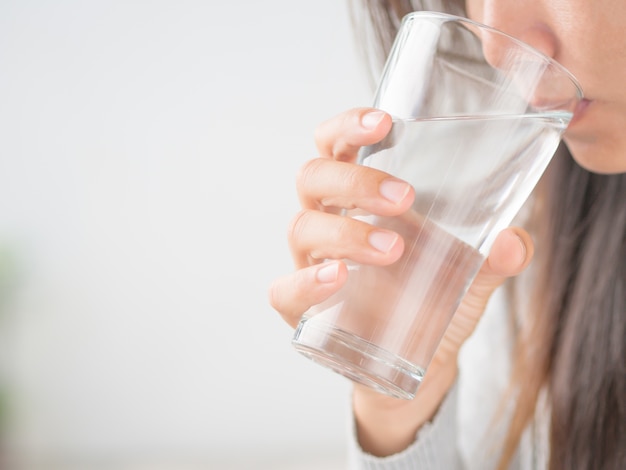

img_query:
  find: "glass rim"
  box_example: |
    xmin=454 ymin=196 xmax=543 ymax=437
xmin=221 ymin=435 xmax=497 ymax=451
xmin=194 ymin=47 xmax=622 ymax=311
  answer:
xmin=402 ymin=11 xmax=584 ymax=101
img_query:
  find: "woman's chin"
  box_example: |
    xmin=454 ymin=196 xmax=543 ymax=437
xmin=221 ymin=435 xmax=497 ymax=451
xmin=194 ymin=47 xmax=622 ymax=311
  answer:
xmin=564 ymin=138 xmax=626 ymax=175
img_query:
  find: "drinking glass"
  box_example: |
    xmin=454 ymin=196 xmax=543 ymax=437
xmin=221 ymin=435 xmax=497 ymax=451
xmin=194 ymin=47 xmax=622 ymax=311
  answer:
xmin=291 ymin=12 xmax=582 ymax=399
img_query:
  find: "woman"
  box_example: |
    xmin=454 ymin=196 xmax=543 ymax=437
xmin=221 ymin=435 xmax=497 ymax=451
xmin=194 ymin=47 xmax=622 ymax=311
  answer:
xmin=269 ymin=1 xmax=626 ymax=468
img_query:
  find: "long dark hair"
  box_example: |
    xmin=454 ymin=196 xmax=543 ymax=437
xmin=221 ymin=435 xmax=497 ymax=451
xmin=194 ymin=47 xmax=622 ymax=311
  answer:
xmin=351 ymin=1 xmax=626 ymax=468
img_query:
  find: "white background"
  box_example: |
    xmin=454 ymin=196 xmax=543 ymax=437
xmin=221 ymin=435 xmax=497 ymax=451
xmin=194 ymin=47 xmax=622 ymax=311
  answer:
xmin=0 ymin=1 xmax=372 ymax=468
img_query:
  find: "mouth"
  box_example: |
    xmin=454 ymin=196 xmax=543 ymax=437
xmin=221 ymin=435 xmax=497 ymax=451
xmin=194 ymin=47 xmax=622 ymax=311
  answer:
xmin=569 ymin=98 xmax=592 ymax=127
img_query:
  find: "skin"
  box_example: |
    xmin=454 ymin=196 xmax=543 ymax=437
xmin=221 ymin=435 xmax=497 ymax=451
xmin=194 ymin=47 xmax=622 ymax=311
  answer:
xmin=269 ymin=0 xmax=626 ymax=457
xmin=467 ymin=0 xmax=626 ymax=174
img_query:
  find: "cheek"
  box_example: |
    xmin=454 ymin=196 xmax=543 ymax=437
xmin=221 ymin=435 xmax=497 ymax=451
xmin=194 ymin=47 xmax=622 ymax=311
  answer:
xmin=464 ymin=0 xmax=484 ymax=22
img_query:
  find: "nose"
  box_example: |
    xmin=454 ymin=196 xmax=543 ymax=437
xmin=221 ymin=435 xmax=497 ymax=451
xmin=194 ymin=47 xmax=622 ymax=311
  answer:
xmin=469 ymin=2 xmax=580 ymax=113
xmin=479 ymin=1 xmax=559 ymax=59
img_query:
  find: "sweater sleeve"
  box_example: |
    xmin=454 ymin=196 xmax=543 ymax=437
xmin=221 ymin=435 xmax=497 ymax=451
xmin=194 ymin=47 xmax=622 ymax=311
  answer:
xmin=347 ymin=380 xmax=462 ymax=470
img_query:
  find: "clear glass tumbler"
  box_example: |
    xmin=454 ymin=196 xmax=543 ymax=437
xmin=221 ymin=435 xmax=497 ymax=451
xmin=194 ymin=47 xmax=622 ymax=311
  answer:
xmin=292 ymin=12 xmax=582 ymax=399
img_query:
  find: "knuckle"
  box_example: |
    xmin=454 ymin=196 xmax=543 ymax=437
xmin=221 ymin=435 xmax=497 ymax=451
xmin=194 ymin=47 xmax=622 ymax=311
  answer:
xmin=296 ymin=158 xmax=324 ymax=194
xmin=331 ymin=140 xmax=354 ymax=161
xmin=309 ymin=217 xmax=353 ymax=260
xmin=335 ymin=216 xmax=356 ymax=243
xmin=314 ymin=113 xmax=344 ymax=156
xmin=313 ymin=124 xmax=327 ymax=152
xmin=268 ymin=273 xmax=308 ymax=328
xmin=267 ymin=280 xmax=282 ymax=311
xmin=314 ymin=108 xmax=370 ymax=159
xmin=327 ymin=112 xmax=361 ymax=160
xmin=287 ymin=209 xmax=314 ymax=246
xmin=308 ymin=216 xmax=354 ymax=260
xmin=343 ymin=164 xmax=366 ymax=195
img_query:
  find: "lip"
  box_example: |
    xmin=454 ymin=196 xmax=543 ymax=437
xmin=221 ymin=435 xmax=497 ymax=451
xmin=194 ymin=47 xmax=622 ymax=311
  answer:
xmin=569 ymin=98 xmax=592 ymax=127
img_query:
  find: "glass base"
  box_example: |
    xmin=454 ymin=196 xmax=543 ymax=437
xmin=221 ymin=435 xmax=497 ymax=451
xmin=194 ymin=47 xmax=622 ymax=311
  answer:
xmin=292 ymin=318 xmax=425 ymax=400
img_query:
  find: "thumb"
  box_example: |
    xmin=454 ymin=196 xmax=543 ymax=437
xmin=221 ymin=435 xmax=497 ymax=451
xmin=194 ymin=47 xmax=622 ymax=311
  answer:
xmin=425 ymin=227 xmax=533 ymax=388
xmin=462 ymin=227 xmax=534 ymax=314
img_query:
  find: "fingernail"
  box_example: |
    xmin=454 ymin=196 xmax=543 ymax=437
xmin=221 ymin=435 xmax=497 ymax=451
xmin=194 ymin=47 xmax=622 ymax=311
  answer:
xmin=368 ymin=231 xmax=398 ymax=253
xmin=316 ymin=262 xmax=339 ymax=283
xmin=361 ymin=111 xmax=385 ymax=130
xmin=502 ymin=230 xmax=527 ymax=267
xmin=380 ymin=178 xmax=411 ymax=204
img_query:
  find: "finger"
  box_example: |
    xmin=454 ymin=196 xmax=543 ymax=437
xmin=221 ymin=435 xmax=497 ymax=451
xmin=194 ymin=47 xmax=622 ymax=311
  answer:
xmin=297 ymin=158 xmax=414 ymax=215
xmin=467 ymin=227 xmax=534 ymax=302
xmin=483 ymin=227 xmax=534 ymax=278
xmin=288 ymin=209 xmax=405 ymax=269
xmin=444 ymin=228 xmax=533 ymax=346
xmin=268 ymin=261 xmax=348 ymax=328
xmin=315 ymin=108 xmax=392 ymax=162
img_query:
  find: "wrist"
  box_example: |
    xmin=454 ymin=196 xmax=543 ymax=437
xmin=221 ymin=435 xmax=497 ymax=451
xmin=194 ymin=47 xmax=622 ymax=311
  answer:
xmin=352 ymin=358 xmax=458 ymax=456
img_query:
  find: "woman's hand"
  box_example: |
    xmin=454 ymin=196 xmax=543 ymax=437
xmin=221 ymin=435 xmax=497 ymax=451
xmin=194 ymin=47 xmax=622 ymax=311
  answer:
xmin=268 ymin=107 xmax=534 ymax=457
